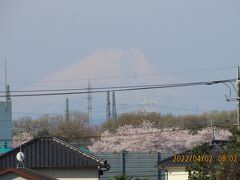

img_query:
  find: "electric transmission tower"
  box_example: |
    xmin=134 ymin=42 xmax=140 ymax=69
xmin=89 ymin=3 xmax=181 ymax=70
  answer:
xmin=87 ymin=79 xmax=92 ymax=122
xmin=65 ymin=98 xmax=69 ymax=121
xmin=112 ymin=91 xmax=117 ymax=121
xmin=4 ymin=59 xmax=11 ymax=112
xmin=106 ymin=91 xmax=111 ymax=120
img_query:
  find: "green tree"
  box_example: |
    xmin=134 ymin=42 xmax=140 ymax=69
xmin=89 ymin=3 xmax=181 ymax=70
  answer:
xmin=187 ymin=143 xmax=217 ymax=180
xmin=100 ymin=110 xmax=236 ymax=132
xmin=187 ymin=127 xmax=240 ymax=180
xmin=217 ymin=128 xmax=240 ymax=180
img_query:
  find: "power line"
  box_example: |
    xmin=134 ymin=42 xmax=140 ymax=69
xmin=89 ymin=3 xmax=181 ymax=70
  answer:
xmin=13 ymin=112 xmax=61 ymax=116
xmin=0 ymin=78 xmax=236 ymax=93
xmin=4 ymin=65 xmax=236 ymax=85
xmin=0 ymin=78 xmax=236 ymax=97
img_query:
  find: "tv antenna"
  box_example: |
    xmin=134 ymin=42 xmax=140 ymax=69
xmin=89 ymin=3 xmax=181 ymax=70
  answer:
xmin=16 ymin=145 xmax=25 ymax=168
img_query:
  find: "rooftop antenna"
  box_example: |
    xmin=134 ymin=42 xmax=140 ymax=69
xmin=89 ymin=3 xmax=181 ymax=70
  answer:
xmin=16 ymin=145 xmax=25 ymax=168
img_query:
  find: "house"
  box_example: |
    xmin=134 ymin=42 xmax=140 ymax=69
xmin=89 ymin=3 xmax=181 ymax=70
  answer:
xmin=0 ymin=168 xmax=57 ymax=180
xmin=158 ymin=140 xmax=228 ymax=180
xmin=158 ymin=151 xmax=190 ymax=180
xmin=0 ymin=137 xmax=110 ymax=180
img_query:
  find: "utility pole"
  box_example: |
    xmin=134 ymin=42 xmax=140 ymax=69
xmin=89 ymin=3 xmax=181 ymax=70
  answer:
xmin=65 ymin=98 xmax=69 ymax=121
xmin=226 ymin=66 xmax=240 ymax=142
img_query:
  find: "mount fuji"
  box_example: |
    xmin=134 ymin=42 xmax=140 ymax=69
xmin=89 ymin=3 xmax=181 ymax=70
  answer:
xmin=13 ymin=49 xmax=177 ymax=122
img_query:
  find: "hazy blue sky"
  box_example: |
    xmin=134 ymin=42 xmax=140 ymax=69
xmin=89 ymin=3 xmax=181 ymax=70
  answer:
xmin=0 ymin=0 xmax=240 ymax=119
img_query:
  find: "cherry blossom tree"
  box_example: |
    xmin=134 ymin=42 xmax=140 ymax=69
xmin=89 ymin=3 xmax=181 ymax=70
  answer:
xmin=12 ymin=132 xmax=32 ymax=148
xmin=89 ymin=122 xmax=231 ymax=153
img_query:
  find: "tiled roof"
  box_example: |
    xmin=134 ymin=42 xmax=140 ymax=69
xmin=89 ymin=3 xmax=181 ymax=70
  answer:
xmin=0 ymin=137 xmax=109 ymax=169
xmin=158 ymin=150 xmax=192 ymax=168
xmin=158 ymin=140 xmax=228 ymax=168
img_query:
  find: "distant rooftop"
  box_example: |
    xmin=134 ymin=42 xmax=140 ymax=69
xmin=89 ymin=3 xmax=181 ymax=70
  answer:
xmin=0 ymin=146 xmax=12 ymax=154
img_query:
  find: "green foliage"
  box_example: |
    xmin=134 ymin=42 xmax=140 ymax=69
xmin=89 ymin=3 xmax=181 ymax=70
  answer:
xmin=100 ymin=110 xmax=236 ymax=132
xmin=188 ymin=174 xmax=215 ymax=180
xmin=101 ymin=111 xmax=161 ymax=132
xmin=187 ymin=143 xmax=217 ymax=180
xmin=217 ymin=127 xmax=240 ymax=179
xmin=187 ymin=127 xmax=240 ymax=180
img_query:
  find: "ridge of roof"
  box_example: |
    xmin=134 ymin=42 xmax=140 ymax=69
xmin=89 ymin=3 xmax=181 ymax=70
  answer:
xmin=0 ymin=136 xmax=109 ymax=168
xmin=0 ymin=138 xmax=36 ymax=158
xmin=51 ymin=137 xmax=107 ymax=166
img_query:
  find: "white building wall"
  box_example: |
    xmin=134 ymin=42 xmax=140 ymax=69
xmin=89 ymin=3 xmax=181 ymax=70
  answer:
xmin=166 ymin=167 xmax=188 ymax=180
xmin=35 ymin=168 xmax=99 ymax=180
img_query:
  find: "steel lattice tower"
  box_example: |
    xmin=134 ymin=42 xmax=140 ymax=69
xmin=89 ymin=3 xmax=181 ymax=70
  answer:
xmin=112 ymin=91 xmax=117 ymax=120
xmin=87 ymin=79 xmax=92 ymax=122
xmin=65 ymin=98 xmax=69 ymax=121
xmin=106 ymin=91 xmax=111 ymax=120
